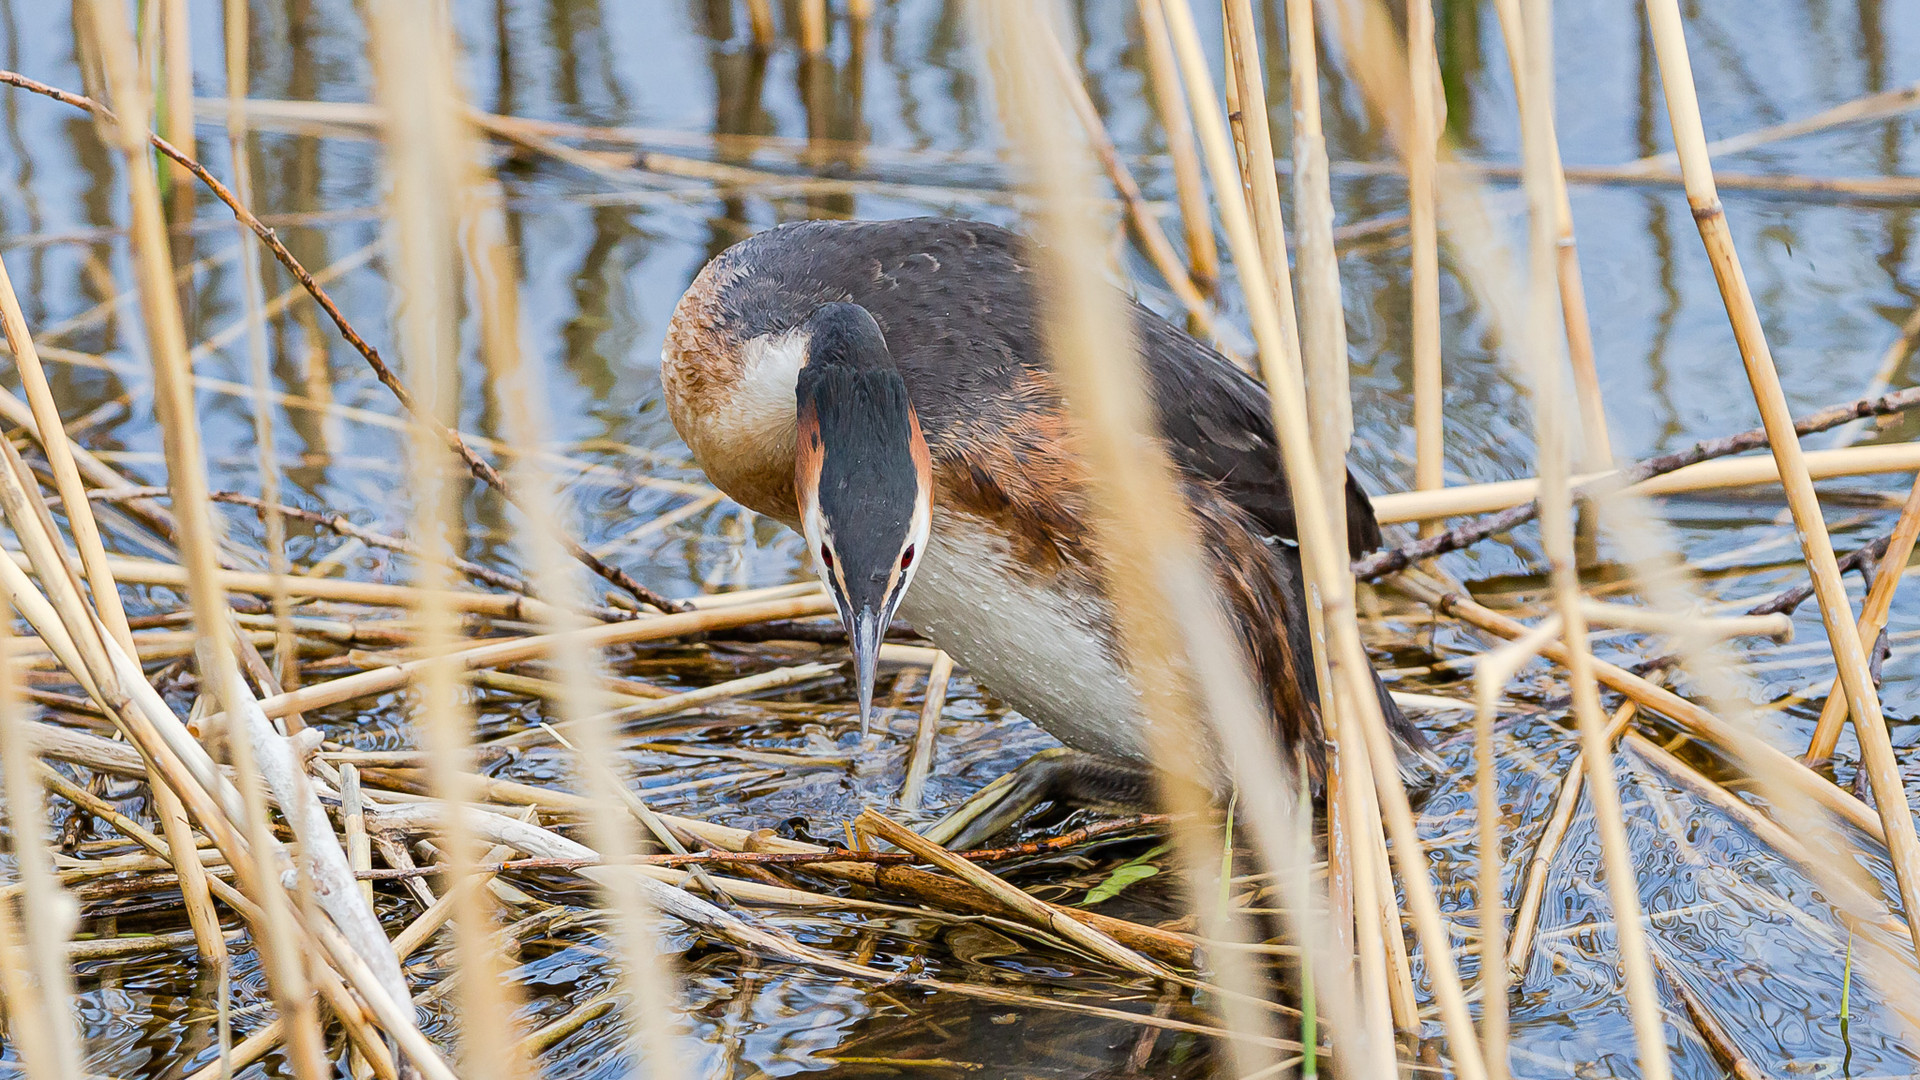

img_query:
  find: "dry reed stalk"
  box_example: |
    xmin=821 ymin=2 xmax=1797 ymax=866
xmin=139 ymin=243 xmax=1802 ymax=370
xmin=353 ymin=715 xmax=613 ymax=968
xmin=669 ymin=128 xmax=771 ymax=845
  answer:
xmin=1407 ymin=0 xmax=1445 ymax=512
xmin=374 ymin=801 xmax=1285 ymax=1046
xmin=246 ymin=597 xmax=829 ymax=721
xmin=78 ymin=4 xmax=435 ymax=1072
xmin=22 ymin=551 xmax=564 ymax=618
xmin=799 ymin=0 xmax=828 ymax=53
xmin=221 ymin=0 xmax=298 ymax=695
xmin=1468 ymin=618 xmax=1571 ymax=1076
xmin=1490 ymin=0 xmax=1611 ymax=468
xmin=744 ymin=0 xmax=775 ymax=48
xmin=1217 ymin=1 xmax=1300 ymax=356
xmin=1359 ymin=382 xmax=1920 ymax=576
xmin=975 ymin=4 xmax=1317 ymax=1073
xmin=1805 ymin=474 xmax=1920 ymax=762
xmin=159 ymin=0 xmax=194 ymax=198
xmin=858 ymin=809 xmax=1176 ymax=979
xmin=365 ymin=4 xmax=539 ymax=1073
xmin=1275 ymin=0 xmax=1414 ymax=1042
xmin=1370 ymin=441 xmax=1920 ymax=523
xmin=1641 ymin=0 xmax=1920 ymax=962
xmin=898 ymin=649 xmax=952 ymax=810
xmin=76 ymin=2 xmax=329 ymax=1070
xmin=0 ymin=618 xmax=86 ymax=1079
xmin=417 ymin=5 xmax=697 ymax=1071
xmin=0 ymin=253 xmax=224 ymax=962
xmin=1040 ymin=23 xmax=1224 ymax=356
xmin=1135 ymin=0 xmax=1219 ymax=294
xmin=1519 ymin=2 xmax=1667 ymax=1040
xmin=1159 ymin=3 xmax=1485 ymax=1075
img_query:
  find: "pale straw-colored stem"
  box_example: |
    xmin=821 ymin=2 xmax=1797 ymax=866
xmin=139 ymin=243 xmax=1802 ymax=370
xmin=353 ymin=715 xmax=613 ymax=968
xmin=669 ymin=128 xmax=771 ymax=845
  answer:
xmin=899 ymin=649 xmax=953 ymax=810
xmin=1039 ymin=21 xmax=1226 ymax=357
xmin=1371 ymin=441 xmax=1920 ymax=523
xmin=1490 ymin=0 xmax=1612 ymax=468
xmin=364 ymin=4 xmax=538 ymax=1075
xmin=1407 ymin=0 xmax=1445 ymax=508
xmin=0 ymin=618 xmax=85 ymax=1080
xmin=799 ymin=0 xmax=828 ymax=53
xmin=77 ymin=2 xmax=428 ymax=1071
xmin=1516 ymin=3 xmax=1666 ymax=1071
xmin=160 ymin=0 xmax=195 ymax=195
xmin=1641 ymin=0 xmax=1920 ymax=963
xmin=0 ymin=252 xmax=225 ymax=963
xmin=975 ymin=6 xmax=1290 ymax=1068
xmin=1805 ymin=474 xmax=1920 ymax=762
xmin=744 ymin=0 xmax=775 ymax=48
xmin=1160 ymin=2 xmax=1485 ymax=1074
xmin=1136 ymin=0 xmax=1220 ymax=294
xmin=222 ymin=0 xmax=299 ymax=694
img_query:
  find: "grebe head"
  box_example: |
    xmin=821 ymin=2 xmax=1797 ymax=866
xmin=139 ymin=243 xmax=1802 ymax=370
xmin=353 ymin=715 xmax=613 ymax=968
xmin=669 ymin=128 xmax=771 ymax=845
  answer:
xmin=793 ymin=302 xmax=932 ymax=734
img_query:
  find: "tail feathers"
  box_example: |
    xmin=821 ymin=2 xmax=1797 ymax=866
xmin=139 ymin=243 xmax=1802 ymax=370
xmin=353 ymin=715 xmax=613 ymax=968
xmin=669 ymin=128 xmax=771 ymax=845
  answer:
xmin=1375 ymin=669 xmax=1445 ymax=791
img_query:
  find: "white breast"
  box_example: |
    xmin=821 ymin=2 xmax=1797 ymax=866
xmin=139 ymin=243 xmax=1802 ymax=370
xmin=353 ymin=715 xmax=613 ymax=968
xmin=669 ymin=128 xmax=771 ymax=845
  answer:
xmin=899 ymin=512 xmax=1151 ymax=764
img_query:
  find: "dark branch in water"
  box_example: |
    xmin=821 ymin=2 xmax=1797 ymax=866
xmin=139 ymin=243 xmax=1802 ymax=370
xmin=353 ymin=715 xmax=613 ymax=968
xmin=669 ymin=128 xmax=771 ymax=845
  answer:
xmin=1355 ymin=382 xmax=1920 ymax=581
xmin=0 ymin=68 xmax=684 ymax=616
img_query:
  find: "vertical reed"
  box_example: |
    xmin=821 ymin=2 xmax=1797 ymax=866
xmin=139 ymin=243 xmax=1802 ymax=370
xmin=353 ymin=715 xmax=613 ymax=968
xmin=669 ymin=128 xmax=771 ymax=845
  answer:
xmin=1407 ymin=0 xmax=1445 ymax=507
xmin=1490 ymin=0 xmax=1612 ymax=466
xmin=1160 ymin=2 xmax=1487 ymax=1074
xmin=1136 ymin=0 xmax=1220 ymax=295
xmin=74 ymin=4 xmax=332 ymax=1075
xmin=975 ymin=3 xmax=1331 ymax=1073
xmin=366 ymin=3 xmax=533 ymax=1076
xmin=0 ymin=614 xmax=85 ymax=1079
xmin=1515 ymin=1 xmax=1669 ymax=1076
xmin=1641 ymin=0 xmax=1920 ymax=961
xmin=223 ymin=0 xmax=300 ymax=696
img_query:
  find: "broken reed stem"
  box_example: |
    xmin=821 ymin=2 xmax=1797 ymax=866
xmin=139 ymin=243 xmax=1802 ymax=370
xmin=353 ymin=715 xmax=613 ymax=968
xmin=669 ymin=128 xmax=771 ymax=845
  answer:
xmin=222 ymin=0 xmax=299 ymax=696
xmin=1505 ymin=692 xmax=1642 ymax=975
xmin=0 ymin=252 xmax=225 ymax=963
xmin=365 ymin=2 xmax=533 ymax=1076
xmin=859 ymin=809 xmax=1176 ymax=979
xmin=1516 ymin=2 xmax=1667 ymax=1076
xmin=0 ymin=619 xmax=86 ymax=1080
xmin=1356 ymin=383 xmax=1920 ymax=575
xmin=977 ymin=5 xmax=1293 ymax=1073
xmin=0 ymin=67 xmax=681 ymax=615
xmin=898 ymin=649 xmax=953 ymax=810
xmin=1158 ymin=2 xmax=1484 ymax=1075
xmin=74 ymin=4 xmax=333 ymax=1076
xmin=1135 ymin=0 xmax=1219 ymax=294
xmin=1805 ymin=473 xmax=1920 ymax=762
xmin=1641 ymin=0 xmax=1920 ymax=964
xmin=1407 ymin=0 xmax=1445 ymax=510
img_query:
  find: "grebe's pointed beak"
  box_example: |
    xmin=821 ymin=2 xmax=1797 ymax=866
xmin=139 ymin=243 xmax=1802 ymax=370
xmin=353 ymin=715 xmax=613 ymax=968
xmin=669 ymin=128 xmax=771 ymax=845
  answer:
xmin=849 ymin=605 xmax=887 ymax=735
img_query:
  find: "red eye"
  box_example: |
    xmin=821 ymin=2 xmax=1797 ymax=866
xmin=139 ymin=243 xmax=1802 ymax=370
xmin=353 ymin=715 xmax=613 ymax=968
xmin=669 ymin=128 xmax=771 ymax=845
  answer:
xmin=900 ymin=544 xmax=915 ymax=570
xmin=820 ymin=546 xmax=835 ymax=570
